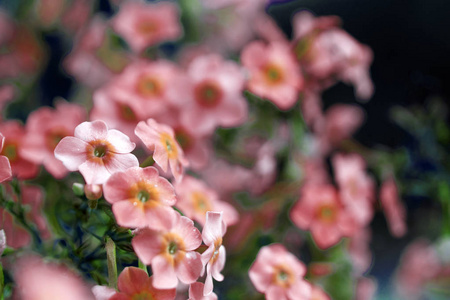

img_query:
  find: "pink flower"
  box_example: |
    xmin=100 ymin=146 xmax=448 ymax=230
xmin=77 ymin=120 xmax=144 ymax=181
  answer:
xmin=355 ymin=277 xmax=377 ymax=300
xmin=54 ymin=120 xmax=138 ymax=185
xmin=174 ymin=175 xmax=238 ymax=227
xmin=380 ymin=177 xmax=407 ymax=238
xmin=290 ymin=184 xmax=357 ymax=249
xmin=103 ymin=166 xmax=177 ymax=229
xmin=135 ymin=119 xmax=189 ymax=182
xmin=109 ymin=267 xmax=176 ymax=300
xmin=13 ymin=255 xmax=95 ymax=300
xmin=0 ymin=132 xmax=12 ymax=182
xmin=201 ymin=212 xmax=226 ymax=296
xmin=332 ymin=153 xmax=375 ymax=226
xmin=249 ymin=243 xmax=312 ymax=300
xmin=241 ymin=41 xmax=303 ymax=110
xmin=189 ymin=282 xmax=218 ymax=300
xmin=0 ymin=120 xmax=39 ymax=179
xmin=22 ymin=100 xmax=86 ymax=179
xmin=170 ymin=54 xmax=248 ymax=135
xmin=132 ymin=213 xmax=203 ymax=289
xmin=112 ymin=0 xmax=182 ymax=53
xmin=310 ymin=284 xmax=331 ymax=300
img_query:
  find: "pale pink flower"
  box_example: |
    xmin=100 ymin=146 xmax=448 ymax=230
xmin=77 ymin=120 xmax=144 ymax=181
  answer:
xmin=170 ymin=54 xmax=248 ymax=135
xmin=13 ymin=255 xmax=95 ymax=300
xmin=174 ymin=176 xmax=238 ymax=227
xmin=310 ymin=284 xmax=331 ymax=300
xmin=395 ymin=239 xmax=441 ymax=300
xmin=292 ymin=11 xmax=340 ymax=41
xmin=241 ymin=41 xmax=303 ymax=110
xmin=249 ymin=243 xmax=312 ymax=300
xmin=112 ymin=0 xmax=182 ymax=53
xmin=355 ymin=277 xmax=377 ymax=300
xmin=201 ymin=212 xmax=226 ymax=296
xmin=132 ymin=213 xmax=203 ymax=289
xmin=110 ymin=267 xmax=176 ymax=300
xmin=0 ymin=120 xmax=39 ymax=179
xmin=103 ymin=166 xmax=177 ymax=229
xmin=0 ymin=133 xmax=12 ymax=182
xmin=92 ymin=285 xmax=116 ymax=300
xmin=54 ymin=120 xmax=139 ymax=185
xmin=380 ymin=177 xmax=407 ymax=238
xmin=189 ymin=282 xmax=218 ymax=300
xmin=332 ymin=153 xmax=375 ymax=226
xmin=135 ymin=119 xmax=189 ymax=182
xmin=290 ymin=184 xmax=357 ymax=249
xmin=22 ymin=100 xmax=86 ymax=179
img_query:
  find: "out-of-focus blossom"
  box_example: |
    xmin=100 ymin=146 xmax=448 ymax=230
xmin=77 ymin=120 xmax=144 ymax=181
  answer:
xmin=0 ymin=133 xmax=12 ymax=182
xmin=92 ymin=285 xmax=116 ymax=300
xmin=61 ymin=0 xmax=92 ymax=33
xmin=12 ymin=255 xmax=95 ymax=300
xmin=0 ymin=85 xmax=15 ymax=116
xmin=355 ymin=277 xmax=377 ymax=300
xmin=36 ymin=0 xmax=65 ymax=27
xmin=112 ymin=0 xmax=182 ymax=53
xmin=189 ymin=282 xmax=218 ymax=300
xmin=395 ymin=239 xmax=441 ymax=300
xmin=201 ymin=212 xmax=226 ymax=295
xmin=0 ymin=121 xmax=39 ymax=179
xmin=290 ymin=184 xmax=357 ymax=249
xmin=175 ymin=175 xmax=238 ymax=227
xmin=348 ymin=228 xmax=373 ymax=276
xmin=249 ymin=243 xmax=312 ymax=300
xmin=54 ymin=120 xmax=138 ymax=185
xmin=135 ymin=119 xmax=189 ymax=182
xmin=109 ymin=267 xmax=176 ymax=300
xmin=332 ymin=153 xmax=375 ymax=226
xmin=310 ymin=284 xmax=331 ymax=300
xmin=22 ymin=100 xmax=86 ymax=179
xmin=132 ymin=213 xmax=203 ymax=289
xmin=380 ymin=177 xmax=407 ymax=238
xmin=103 ymin=166 xmax=177 ymax=229
xmin=170 ymin=54 xmax=247 ymax=135
xmin=241 ymin=41 xmax=303 ymax=110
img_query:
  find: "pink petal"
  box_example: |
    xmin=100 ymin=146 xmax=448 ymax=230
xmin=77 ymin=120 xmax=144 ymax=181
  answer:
xmin=112 ymin=201 xmax=146 ymax=228
xmin=79 ymin=159 xmax=111 ymax=185
xmin=132 ymin=229 xmax=162 ymax=265
xmin=74 ymin=120 xmax=108 ymax=142
xmin=286 ymin=280 xmax=312 ymax=300
xmin=92 ymin=285 xmax=117 ymax=300
xmin=104 ymin=153 xmax=139 ymax=175
xmin=144 ymin=205 xmax=177 ymax=230
xmin=266 ymin=285 xmax=288 ymax=300
xmin=0 ymin=156 xmax=12 ymax=182
xmin=107 ymin=129 xmax=136 ymax=153
xmin=202 ymin=211 xmax=223 ymax=246
xmin=117 ymin=267 xmax=149 ymax=295
xmin=103 ymin=170 xmax=136 ymax=204
xmin=174 ymin=216 xmax=202 ymax=251
xmin=152 ymin=254 xmax=178 ymax=289
xmin=176 ymin=251 xmax=202 ymax=285
xmin=54 ymin=137 xmax=89 ymax=171
xmin=204 ymin=263 xmax=214 ymax=296
xmin=211 ymin=246 xmax=225 ymax=281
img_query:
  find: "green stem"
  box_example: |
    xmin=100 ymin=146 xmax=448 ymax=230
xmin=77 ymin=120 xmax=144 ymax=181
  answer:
xmin=105 ymin=236 xmax=118 ymax=289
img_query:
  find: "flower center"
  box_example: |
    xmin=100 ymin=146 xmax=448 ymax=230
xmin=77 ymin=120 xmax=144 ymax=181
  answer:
xmin=131 ymin=292 xmax=154 ymax=300
xmin=191 ymin=191 xmax=212 ymax=214
xmin=137 ymin=21 xmax=158 ymax=35
xmin=119 ymin=103 xmax=137 ymax=122
xmin=273 ymin=265 xmax=294 ymax=288
xmin=2 ymin=143 xmax=17 ymax=162
xmin=263 ymin=64 xmax=284 ymax=85
xmin=168 ymin=241 xmax=178 ymax=255
xmin=194 ymin=81 xmax=223 ymax=108
xmin=94 ymin=145 xmax=107 ymax=158
xmin=137 ymin=190 xmax=150 ymax=203
xmin=160 ymin=133 xmax=178 ymax=159
xmin=317 ymin=204 xmax=337 ymax=223
xmin=136 ymin=75 xmax=162 ymax=97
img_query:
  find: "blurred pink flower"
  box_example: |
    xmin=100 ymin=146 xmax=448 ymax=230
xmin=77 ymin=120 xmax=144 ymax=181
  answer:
xmin=249 ymin=243 xmax=311 ymax=300
xmin=241 ymin=41 xmax=303 ymax=110
xmin=22 ymin=100 xmax=86 ymax=179
xmin=201 ymin=212 xmax=226 ymax=296
xmin=132 ymin=213 xmax=203 ymax=289
xmin=13 ymin=255 xmax=95 ymax=300
xmin=103 ymin=166 xmax=177 ymax=229
xmin=380 ymin=177 xmax=407 ymax=238
xmin=189 ymin=282 xmax=218 ymax=300
xmin=174 ymin=175 xmax=238 ymax=227
xmin=332 ymin=153 xmax=375 ymax=226
xmin=112 ymin=0 xmax=182 ymax=53
xmin=135 ymin=119 xmax=189 ymax=182
xmin=355 ymin=277 xmax=377 ymax=300
xmin=109 ymin=267 xmax=176 ymax=300
xmin=290 ymin=184 xmax=357 ymax=249
xmin=0 ymin=133 xmax=12 ymax=182
xmin=348 ymin=228 xmax=373 ymax=276
xmin=310 ymin=284 xmax=331 ymax=300
xmin=170 ymin=54 xmax=248 ymax=135
xmin=0 ymin=121 xmax=39 ymax=179
xmin=54 ymin=120 xmax=138 ymax=185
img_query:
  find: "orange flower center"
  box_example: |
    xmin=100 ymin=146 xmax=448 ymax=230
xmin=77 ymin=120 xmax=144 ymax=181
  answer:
xmin=2 ymin=142 xmax=18 ymax=162
xmin=87 ymin=140 xmax=115 ymax=165
xmin=317 ymin=203 xmax=337 ymax=223
xmin=160 ymin=133 xmax=178 ymax=159
xmin=118 ymin=103 xmax=137 ymax=122
xmin=161 ymin=232 xmax=186 ymax=266
xmin=128 ymin=181 xmax=160 ymax=209
xmin=210 ymin=237 xmax=223 ymax=264
xmin=137 ymin=20 xmax=158 ymax=36
xmin=272 ymin=264 xmax=294 ymax=288
xmin=191 ymin=191 xmax=212 ymax=214
xmin=263 ymin=64 xmax=284 ymax=85
xmin=136 ymin=75 xmax=163 ymax=97
xmin=194 ymin=81 xmax=223 ymax=108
